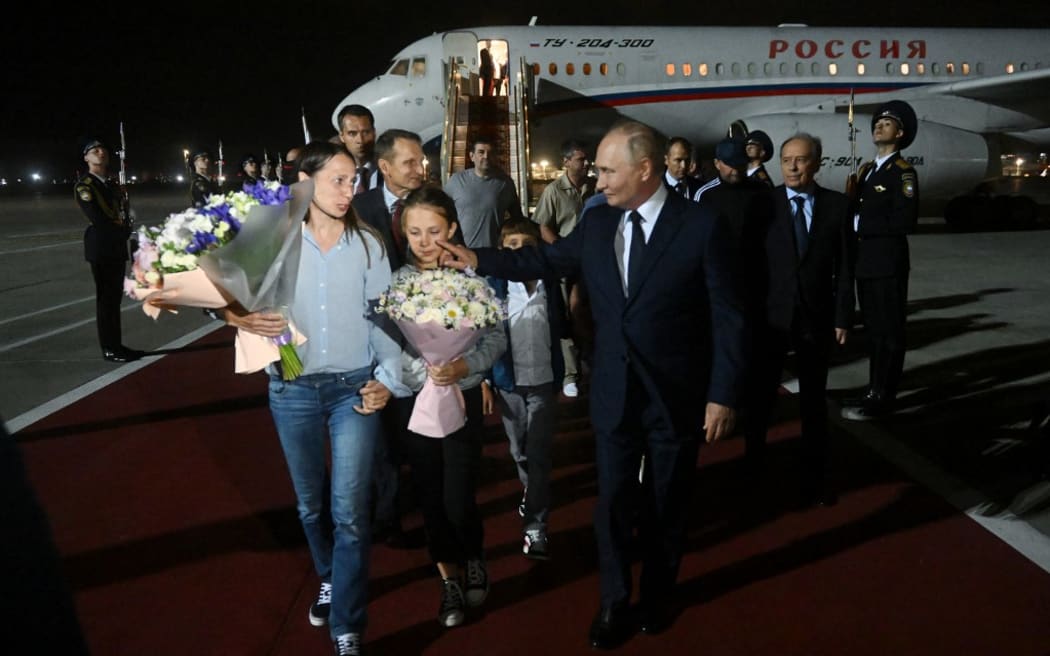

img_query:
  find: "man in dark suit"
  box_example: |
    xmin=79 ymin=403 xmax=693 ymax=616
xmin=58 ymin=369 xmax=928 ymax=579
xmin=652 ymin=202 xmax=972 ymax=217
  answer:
xmin=662 ymin=136 xmax=702 ymax=199
xmin=842 ymin=100 xmax=919 ymax=420
xmin=75 ymin=137 xmax=141 ymax=363
xmin=337 ymin=104 xmax=382 ymax=194
xmin=744 ymin=133 xmax=854 ymax=506
xmin=352 ymin=129 xmax=425 ymax=273
xmin=351 ymin=129 xmax=426 ymax=547
xmin=437 ymin=121 xmax=746 ymax=649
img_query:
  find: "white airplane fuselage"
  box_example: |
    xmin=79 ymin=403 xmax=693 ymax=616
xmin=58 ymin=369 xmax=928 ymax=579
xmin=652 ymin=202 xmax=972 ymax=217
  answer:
xmin=334 ymin=25 xmax=1050 ymax=203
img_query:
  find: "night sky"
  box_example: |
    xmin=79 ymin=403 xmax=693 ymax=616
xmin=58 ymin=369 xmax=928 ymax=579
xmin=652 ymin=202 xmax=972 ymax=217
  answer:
xmin=7 ymin=0 xmax=1050 ymax=181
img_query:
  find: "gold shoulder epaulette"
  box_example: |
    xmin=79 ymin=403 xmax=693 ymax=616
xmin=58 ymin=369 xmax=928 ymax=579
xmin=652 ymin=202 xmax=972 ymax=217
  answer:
xmin=894 ymin=158 xmax=913 ymax=170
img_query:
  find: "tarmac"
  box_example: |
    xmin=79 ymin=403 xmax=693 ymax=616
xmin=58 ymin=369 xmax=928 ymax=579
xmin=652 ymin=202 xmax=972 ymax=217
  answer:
xmin=2 ymin=189 xmax=1049 ymax=573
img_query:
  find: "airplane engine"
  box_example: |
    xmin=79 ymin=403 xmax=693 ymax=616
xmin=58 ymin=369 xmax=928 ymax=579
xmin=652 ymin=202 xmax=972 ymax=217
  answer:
xmin=734 ymin=113 xmax=989 ymax=206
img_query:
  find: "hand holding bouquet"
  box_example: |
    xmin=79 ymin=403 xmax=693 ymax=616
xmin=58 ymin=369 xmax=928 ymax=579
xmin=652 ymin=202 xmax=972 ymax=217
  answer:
xmin=374 ymin=268 xmax=505 ymax=437
xmin=124 ymin=180 xmax=310 ymax=377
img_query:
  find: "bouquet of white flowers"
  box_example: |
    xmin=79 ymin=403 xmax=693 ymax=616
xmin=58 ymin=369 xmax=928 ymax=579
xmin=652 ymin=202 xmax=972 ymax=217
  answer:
xmin=375 ymin=268 xmax=505 ymax=437
xmin=124 ymin=180 xmax=310 ymax=378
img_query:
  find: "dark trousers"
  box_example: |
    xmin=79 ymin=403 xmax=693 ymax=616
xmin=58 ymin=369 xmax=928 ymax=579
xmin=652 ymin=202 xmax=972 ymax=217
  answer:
xmin=397 ymin=386 xmax=485 ymax=565
xmin=744 ymin=323 xmax=833 ymax=489
xmin=90 ymin=257 xmax=126 ymax=351
xmin=593 ymin=370 xmax=699 ymax=609
xmin=372 ymin=404 xmax=403 ymax=530
xmin=857 ymin=274 xmax=909 ymax=400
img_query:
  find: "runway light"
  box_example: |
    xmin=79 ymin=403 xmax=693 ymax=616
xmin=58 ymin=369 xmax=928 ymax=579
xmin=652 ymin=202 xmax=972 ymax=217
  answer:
xmin=31 ymin=173 xmax=41 ymax=181
xmin=176 ymin=175 xmax=184 ymax=182
xmin=1015 ymin=158 xmax=1024 ymax=176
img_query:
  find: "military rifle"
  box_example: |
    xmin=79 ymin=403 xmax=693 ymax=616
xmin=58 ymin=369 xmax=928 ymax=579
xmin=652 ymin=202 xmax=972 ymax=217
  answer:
xmin=217 ymin=139 xmax=225 ymax=186
xmin=301 ymin=106 xmax=312 ymax=143
xmin=845 ymin=88 xmax=859 ymax=200
xmin=117 ymin=121 xmax=137 ymax=253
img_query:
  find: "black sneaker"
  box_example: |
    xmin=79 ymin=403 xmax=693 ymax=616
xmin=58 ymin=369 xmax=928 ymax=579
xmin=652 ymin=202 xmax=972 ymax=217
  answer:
xmin=333 ymin=632 xmax=362 ymax=656
xmin=464 ymin=559 xmax=490 ymax=607
xmin=523 ymin=529 xmax=550 ymax=561
xmin=438 ymin=578 xmax=466 ymax=627
xmin=309 ymin=581 xmax=332 ymax=627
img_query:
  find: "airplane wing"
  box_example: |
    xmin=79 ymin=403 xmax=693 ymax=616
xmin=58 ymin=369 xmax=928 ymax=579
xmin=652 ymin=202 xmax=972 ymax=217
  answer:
xmin=846 ymin=68 xmax=1050 ymax=129
xmin=914 ymin=68 xmax=1050 ymax=122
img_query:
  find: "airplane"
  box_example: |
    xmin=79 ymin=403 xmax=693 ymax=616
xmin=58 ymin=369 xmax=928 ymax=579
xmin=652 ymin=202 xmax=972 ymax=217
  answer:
xmin=332 ymin=23 xmax=1050 ymax=217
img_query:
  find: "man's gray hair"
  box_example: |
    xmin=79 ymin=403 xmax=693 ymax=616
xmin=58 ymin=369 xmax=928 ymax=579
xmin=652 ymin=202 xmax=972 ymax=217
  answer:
xmin=608 ymin=120 xmax=662 ymax=165
xmin=780 ymin=132 xmax=823 ymax=161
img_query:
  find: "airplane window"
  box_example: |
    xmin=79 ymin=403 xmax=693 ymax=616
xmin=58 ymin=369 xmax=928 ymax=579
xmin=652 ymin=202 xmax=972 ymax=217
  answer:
xmin=795 ymin=62 xmax=804 ymax=75
xmin=683 ymin=63 xmax=692 ymax=76
xmin=601 ymin=63 xmax=608 ymax=75
xmin=828 ymin=62 xmax=838 ymax=76
xmin=1006 ymin=63 xmax=1015 ymax=74
xmin=901 ymin=63 xmax=910 ymax=75
xmin=1020 ymin=62 xmax=1029 ymax=71
xmin=731 ymin=62 xmax=740 ymax=75
xmin=917 ymin=63 xmax=926 ymax=75
xmin=411 ymin=58 xmax=426 ymax=78
xmin=616 ymin=62 xmax=625 ymax=76
xmin=699 ymin=63 xmax=709 ymax=76
xmin=566 ymin=63 xmax=575 ymax=75
xmin=389 ymin=59 xmax=409 ymax=76
xmin=583 ymin=62 xmax=592 ymax=75
xmin=666 ymin=63 xmax=676 ymax=76
xmin=962 ymin=62 xmax=970 ymax=75
xmin=932 ymin=62 xmax=940 ymax=74
xmin=976 ymin=62 xmax=984 ymax=74
xmin=811 ymin=62 xmax=820 ymax=75
xmin=747 ymin=62 xmax=756 ymax=75
xmin=857 ymin=62 xmax=866 ymax=75
xmin=532 ymin=63 xmax=540 ymax=76
xmin=764 ymin=62 xmax=772 ymax=75
xmin=946 ymin=62 xmax=955 ymax=74
xmin=886 ymin=62 xmax=896 ymax=74
xmin=715 ymin=62 xmax=724 ymax=75
xmin=549 ymin=62 xmax=558 ymax=75
xmin=780 ymin=62 xmax=788 ymax=75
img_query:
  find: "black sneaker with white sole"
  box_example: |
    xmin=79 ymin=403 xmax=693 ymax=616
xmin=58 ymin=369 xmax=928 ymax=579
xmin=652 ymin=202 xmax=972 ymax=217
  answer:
xmin=438 ymin=578 xmax=466 ymax=627
xmin=309 ymin=581 xmax=332 ymax=627
xmin=523 ymin=529 xmax=550 ymax=561
xmin=464 ymin=559 xmax=490 ymax=607
xmin=333 ymin=632 xmax=362 ymax=655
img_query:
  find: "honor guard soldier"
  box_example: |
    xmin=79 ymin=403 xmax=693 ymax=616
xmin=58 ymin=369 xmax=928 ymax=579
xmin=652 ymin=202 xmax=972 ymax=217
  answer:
xmin=75 ymin=137 xmax=142 ymax=362
xmin=842 ymin=100 xmax=919 ymax=420
xmin=745 ymin=130 xmax=775 ymax=189
xmin=228 ymin=153 xmax=261 ymax=191
xmin=189 ymin=148 xmax=219 ymax=206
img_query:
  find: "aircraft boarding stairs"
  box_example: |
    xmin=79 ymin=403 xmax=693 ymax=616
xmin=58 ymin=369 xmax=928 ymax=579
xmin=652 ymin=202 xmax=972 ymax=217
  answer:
xmin=439 ymin=57 xmax=533 ymax=217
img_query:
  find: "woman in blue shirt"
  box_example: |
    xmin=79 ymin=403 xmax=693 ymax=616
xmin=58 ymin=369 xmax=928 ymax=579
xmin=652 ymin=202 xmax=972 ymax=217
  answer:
xmin=229 ymin=141 xmax=405 ymax=656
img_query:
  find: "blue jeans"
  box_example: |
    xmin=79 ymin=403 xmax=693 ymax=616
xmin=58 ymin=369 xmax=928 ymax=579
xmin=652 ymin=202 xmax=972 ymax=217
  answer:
xmin=268 ymin=367 xmax=378 ymax=637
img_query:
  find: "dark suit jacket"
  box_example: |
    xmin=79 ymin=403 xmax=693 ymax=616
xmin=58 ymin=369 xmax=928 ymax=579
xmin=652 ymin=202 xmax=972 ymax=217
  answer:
xmin=854 ymin=153 xmax=918 ymax=279
xmin=663 ymin=174 xmax=702 ymax=200
xmin=766 ymin=185 xmax=855 ymax=337
xmin=476 ymin=190 xmax=746 ymax=436
xmin=352 ymin=187 xmax=404 ymax=272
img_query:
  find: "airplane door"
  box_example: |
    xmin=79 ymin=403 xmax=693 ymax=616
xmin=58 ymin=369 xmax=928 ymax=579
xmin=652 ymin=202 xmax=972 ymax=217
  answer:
xmin=443 ymin=31 xmax=479 ymax=79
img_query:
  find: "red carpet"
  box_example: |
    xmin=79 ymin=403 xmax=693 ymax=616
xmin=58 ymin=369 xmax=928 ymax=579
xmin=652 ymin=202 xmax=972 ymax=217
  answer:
xmin=15 ymin=327 xmax=1050 ymax=655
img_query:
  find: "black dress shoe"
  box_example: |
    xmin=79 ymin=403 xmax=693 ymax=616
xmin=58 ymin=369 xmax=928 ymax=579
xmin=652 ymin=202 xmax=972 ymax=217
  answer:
xmin=841 ymin=388 xmax=877 ymax=408
xmin=588 ymin=604 xmax=632 ymax=649
xmin=102 ymin=348 xmax=142 ymax=363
